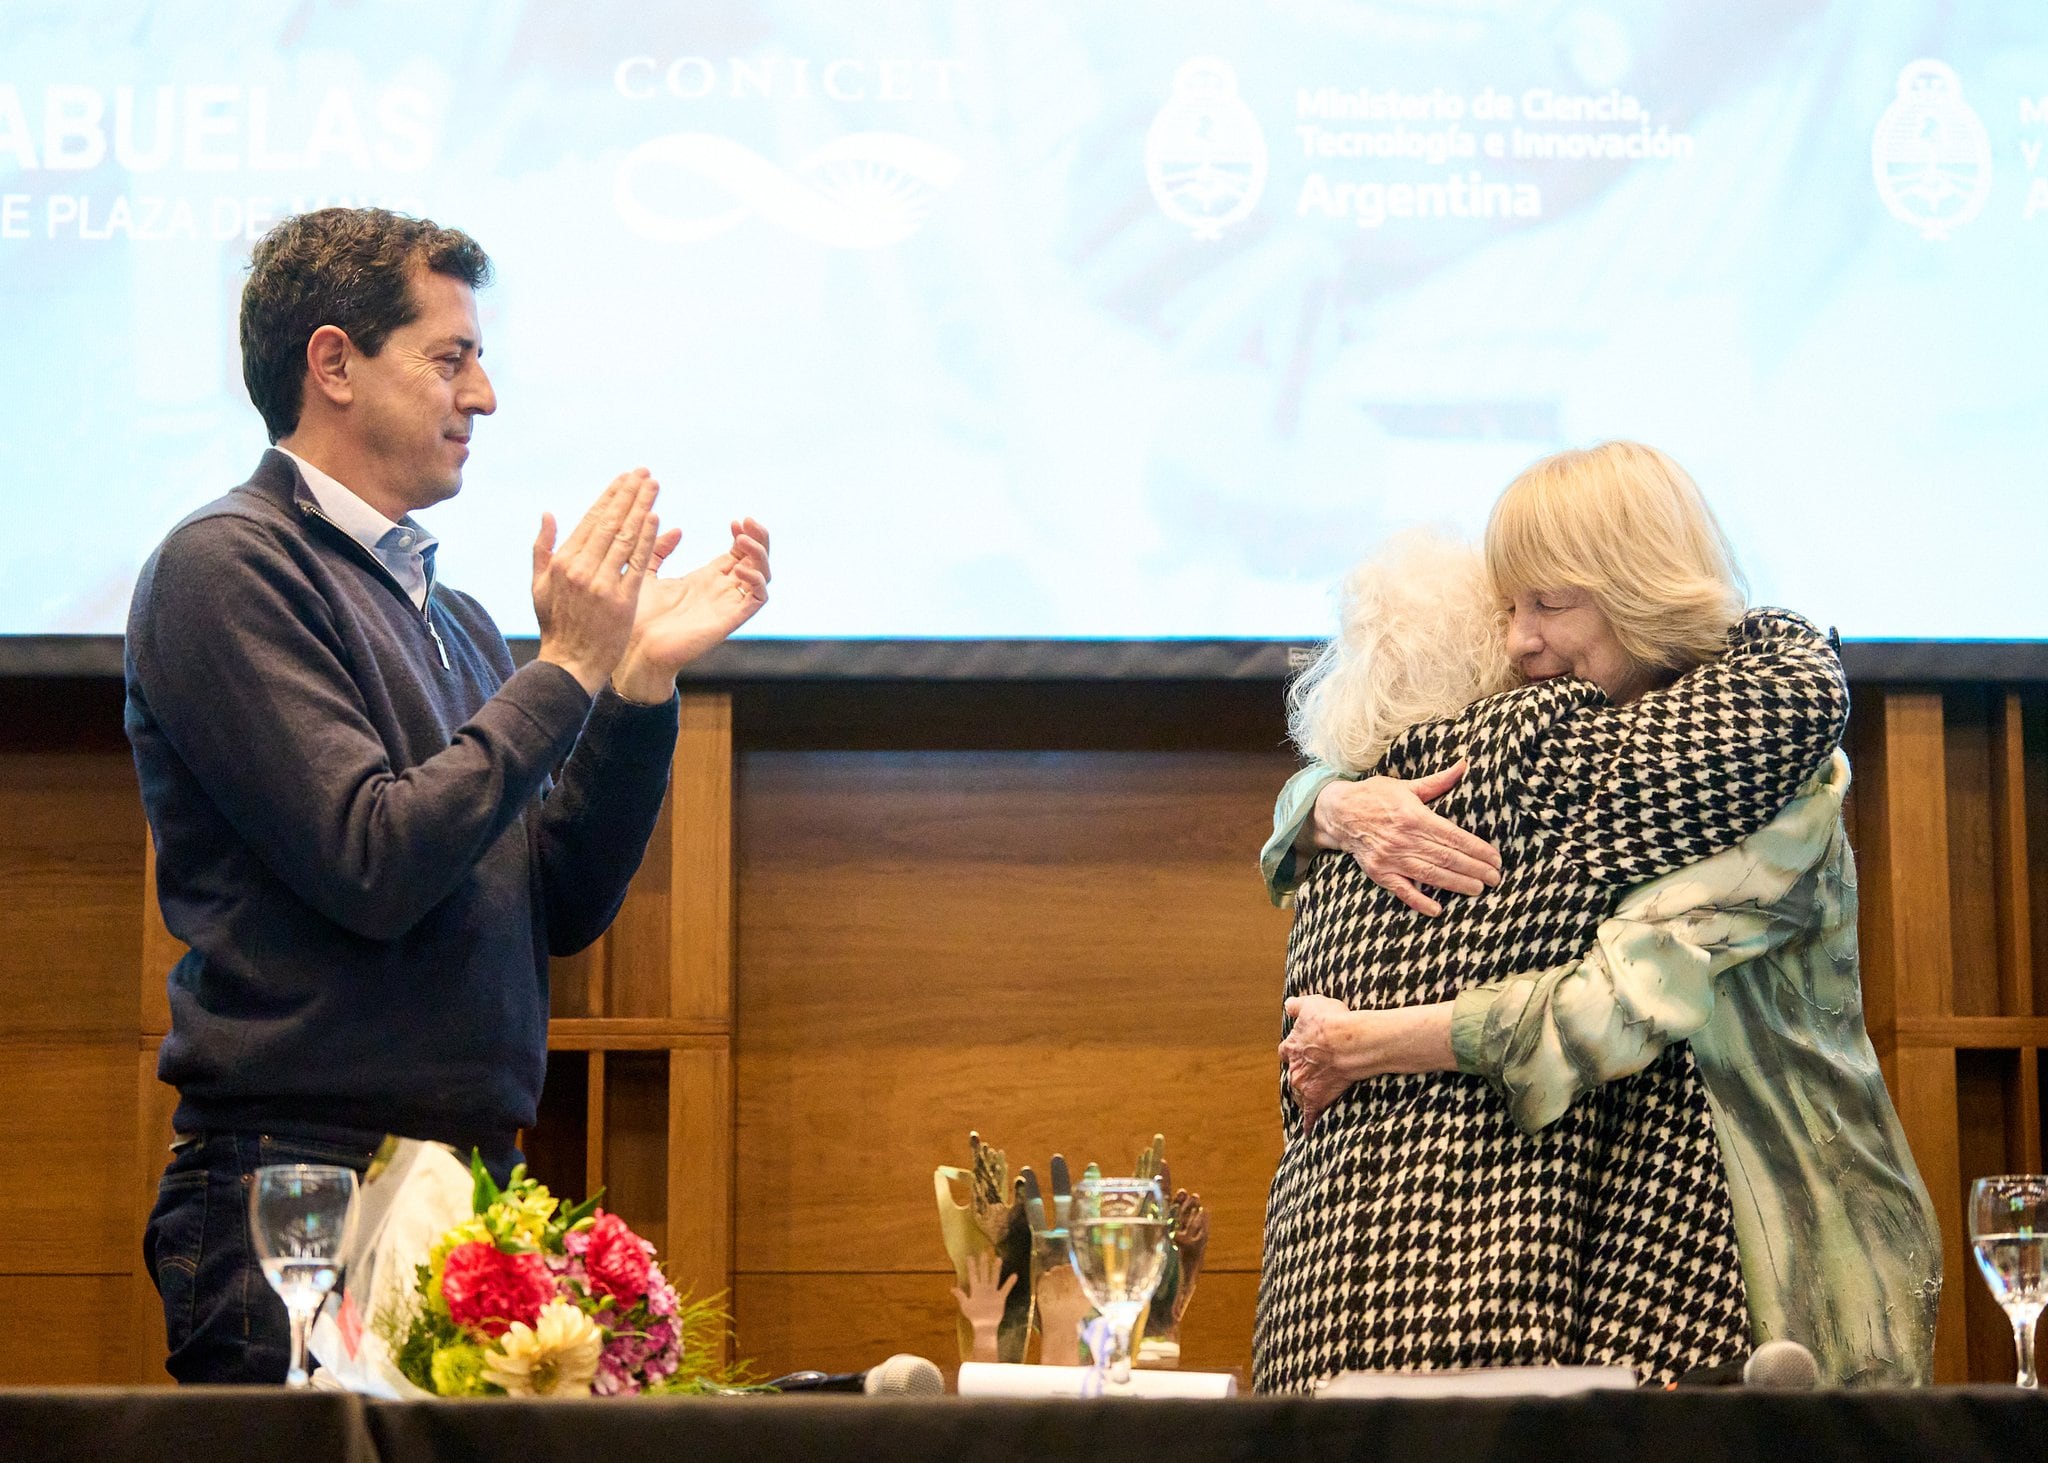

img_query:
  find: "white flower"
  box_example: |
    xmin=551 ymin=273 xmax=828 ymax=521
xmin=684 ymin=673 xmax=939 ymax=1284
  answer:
xmin=481 ymin=1300 xmax=604 ymax=1397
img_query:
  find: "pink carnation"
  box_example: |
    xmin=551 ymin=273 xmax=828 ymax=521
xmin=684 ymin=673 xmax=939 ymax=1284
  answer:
xmin=440 ymin=1241 xmax=553 ymax=1339
xmin=582 ymin=1211 xmax=654 ymax=1305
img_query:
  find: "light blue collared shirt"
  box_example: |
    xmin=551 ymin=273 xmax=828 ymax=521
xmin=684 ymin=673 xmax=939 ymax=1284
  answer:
xmin=280 ymin=448 xmax=438 ymax=612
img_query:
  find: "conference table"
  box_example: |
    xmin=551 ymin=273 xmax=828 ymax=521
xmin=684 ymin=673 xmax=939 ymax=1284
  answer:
xmin=5 ymin=1386 xmax=2047 ymax=1463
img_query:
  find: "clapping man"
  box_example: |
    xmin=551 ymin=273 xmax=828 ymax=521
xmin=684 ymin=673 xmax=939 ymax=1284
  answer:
xmin=125 ymin=207 xmax=769 ymax=1384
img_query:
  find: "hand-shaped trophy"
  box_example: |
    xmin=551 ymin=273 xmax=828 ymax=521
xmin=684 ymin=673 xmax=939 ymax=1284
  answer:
xmin=1019 ymin=1157 xmax=1091 ymax=1365
xmin=934 ymin=1131 xmax=1032 ymax=1361
xmin=1130 ymin=1135 xmax=1208 ymax=1368
xmin=942 ymin=1131 xmax=1211 ymax=1371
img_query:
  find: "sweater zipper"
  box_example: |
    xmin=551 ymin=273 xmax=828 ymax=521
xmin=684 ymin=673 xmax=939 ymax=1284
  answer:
xmin=301 ymin=503 xmax=449 ymax=670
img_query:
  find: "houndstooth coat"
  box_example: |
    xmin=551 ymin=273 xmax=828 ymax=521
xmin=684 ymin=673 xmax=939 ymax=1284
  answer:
xmin=1253 ymin=611 xmax=1849 ymax=1393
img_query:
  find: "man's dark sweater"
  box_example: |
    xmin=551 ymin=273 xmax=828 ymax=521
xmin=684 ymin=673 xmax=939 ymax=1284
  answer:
xmin=124 ymin=450 xmax=677 ymax=1165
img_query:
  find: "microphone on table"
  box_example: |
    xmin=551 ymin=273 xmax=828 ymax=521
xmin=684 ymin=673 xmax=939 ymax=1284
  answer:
xmin=1669 ymin=1339 xmax=1820 ymax=1390
xmin=1741 ymin=1339 xmax=1821 ymax=1389
xmin=766 ymin=1353 xmax=946 ymax=1397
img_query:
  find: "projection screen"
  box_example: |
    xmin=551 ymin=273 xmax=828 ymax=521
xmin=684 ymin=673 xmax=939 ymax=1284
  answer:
xmin=2 ymin=1 xmax=2044 ymax=676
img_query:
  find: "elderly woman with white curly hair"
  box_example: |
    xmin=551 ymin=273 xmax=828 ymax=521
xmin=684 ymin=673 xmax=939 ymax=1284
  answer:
xmin=1253 ymin=442 xmax=1940 ymax=1393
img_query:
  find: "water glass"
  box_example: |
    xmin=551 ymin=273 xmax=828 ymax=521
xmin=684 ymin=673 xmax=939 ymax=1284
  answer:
xmin=249 ymin=1163 xmax=359 ymax=1387
xmin=1969 ymin=1174 xmax=2048 ymax=1388
xmin=1067 ymin=1176 xmax=1168 ymax=1388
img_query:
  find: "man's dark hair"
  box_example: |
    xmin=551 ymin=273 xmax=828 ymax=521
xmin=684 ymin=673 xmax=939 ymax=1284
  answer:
xmin=240 ymin=208 xmax=493 ymax=443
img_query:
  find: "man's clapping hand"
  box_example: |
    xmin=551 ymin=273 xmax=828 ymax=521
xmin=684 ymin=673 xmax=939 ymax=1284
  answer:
xmin=610 ymin=516 xmax=772 ymax=704
xmin=531 ymin=469 xmax=665 ymax=696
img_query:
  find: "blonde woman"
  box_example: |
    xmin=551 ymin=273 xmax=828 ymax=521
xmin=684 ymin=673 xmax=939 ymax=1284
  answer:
xmin=1253 ymin=443 xmax=1911 ymax=1391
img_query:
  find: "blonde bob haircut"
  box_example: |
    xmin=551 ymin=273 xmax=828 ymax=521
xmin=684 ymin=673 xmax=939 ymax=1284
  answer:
xmin=1289 ymin=528 xmax=1516 ymax=775
xmin=1485 ymin=440 xmax=1748 ymax=675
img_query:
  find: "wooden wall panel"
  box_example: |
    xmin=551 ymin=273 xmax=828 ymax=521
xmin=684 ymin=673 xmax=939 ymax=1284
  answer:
xmin=737 ymin=1037 xmax=1280 ymax=1274
xmin=525 ymin=1048 xmax=592 ymax=1202
xmin=672 ymin=696 xmax=735 ymax=1023
xmin=734 ymin=749 xmax=1293 ymax=1360
xmin=1955 ymin=1051 xmax=2029 ymax=1384
xmin=548 ymin=941 xmax=606 ymax=1020
xmin=0 ymin=712 xmax=149 ymax=1385
xmin=603 ymin=694 xmax=736 ymax=1022
xmin=731 ymin=1270 xmax=1262 ymax=1383
xmin=1944 ymin=692 xmax=2002 ymax=1017
xmin=1891 ymin=1045 xmax=1968 ymax=1382
xmin=2025 ymin=695 xmax=2048 ymax=1015
xmin=1863 ymin=691 xmax=1956 ymax=1022
xmin=0 ymin=1043 xmax=134 ymax=1272
xmin=601 ymin=1051 xmax=671 ymax=1260
xmin=1989 ymin=695 xmax=2034 ymax=1020
xmin=2 ymin=753 xmax=145 ymax=1040
xmin=607 ymin=792 xmax=670 ymax=1020
xmin=668 ymin=1043 xmax=734 ymax=1307
xmin=0 ymin=1276 xmax=134 ymax=1383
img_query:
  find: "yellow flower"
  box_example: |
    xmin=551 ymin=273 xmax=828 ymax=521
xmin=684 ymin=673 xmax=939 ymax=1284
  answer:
xmin=480 ymin=1300 xmax=604 ymax=1397
xmin=429 ymin=1217 xmax=491 ymax=1276
xmin=492 ymin=1186 xmax=558 ymax=1250
xmin=429 ymin=1342 xmax=489 ymax=1396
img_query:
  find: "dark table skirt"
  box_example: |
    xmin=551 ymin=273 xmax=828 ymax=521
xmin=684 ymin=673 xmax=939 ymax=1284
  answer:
xmin=5 ymin=1386 xmax=2046 ymax=1463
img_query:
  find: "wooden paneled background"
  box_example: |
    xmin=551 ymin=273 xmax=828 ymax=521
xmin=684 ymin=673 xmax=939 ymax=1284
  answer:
xmin=2 ymin=674 xmax=2043 ymax=1386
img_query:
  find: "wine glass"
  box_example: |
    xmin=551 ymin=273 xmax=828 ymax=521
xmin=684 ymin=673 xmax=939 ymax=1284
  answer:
xmin=1969 ymin=1174 xmax=2048 ymax=1388
xmin=249 ymin=1163 xmax=359 ymax=1387
xmin=1067 ymin=1176 xmax=1168 ymax=1389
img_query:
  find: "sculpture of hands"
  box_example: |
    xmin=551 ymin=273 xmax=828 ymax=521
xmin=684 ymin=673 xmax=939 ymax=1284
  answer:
xmin=949 ymin=1250 xmax=1016 ymax=1364
xmin=1131 ymin=1136 xmax=1209 ymax=1356
xmin=968 ymin=1130 xmax=1015 ymax=1248
xmin=1167 ymin=1181 xmax=1208 ymax=1325
xmin=945 ymin=1137 xmax=1208 ymax=1369
xmin=1020 ymin=1156 xmax=1091 ymax=1366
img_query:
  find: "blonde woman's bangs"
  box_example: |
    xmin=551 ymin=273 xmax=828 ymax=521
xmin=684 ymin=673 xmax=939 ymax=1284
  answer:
xmin=1485 ymin=442 xmax=1748 ymax=674
xmin=1483 ymin=458 xmax=1603 ymax=601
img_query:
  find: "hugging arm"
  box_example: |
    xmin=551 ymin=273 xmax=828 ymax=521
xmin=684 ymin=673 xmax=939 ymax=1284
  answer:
xmin=1518 ymin=610 xmax=1848 ymax=885
xmin=1275 ymin=613 xmax=1846 ymax=1125
xmin=1455 ymin=752 xmax=1848 ymax=1131
xmin=1260 ymin=762 xmax=1502 ymax=914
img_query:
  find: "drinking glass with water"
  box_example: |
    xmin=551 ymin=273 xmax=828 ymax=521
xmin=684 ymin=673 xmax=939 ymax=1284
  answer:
xmin=249 ymin=1163 xmax=359 ymax=1387
xmin=1067 ymin=1176 xmax=1168 ymax=1388
xmin=1969 ymin=1174 xmax=2048 ymax=1389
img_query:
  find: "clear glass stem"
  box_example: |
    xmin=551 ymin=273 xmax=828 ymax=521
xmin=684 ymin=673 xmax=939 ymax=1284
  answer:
xmin=285 ymin=1305 xmax=313 ymax=1388
xmin=2013 ymin=1310 xmax=2040 ymax=1390
xmin=1104 ymin=1302 xmax=1139 ymax=1387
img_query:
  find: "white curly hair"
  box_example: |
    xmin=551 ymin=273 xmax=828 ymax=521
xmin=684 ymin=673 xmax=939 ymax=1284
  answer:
xmin=1287 ymin=527 xmax=1518 ymax=775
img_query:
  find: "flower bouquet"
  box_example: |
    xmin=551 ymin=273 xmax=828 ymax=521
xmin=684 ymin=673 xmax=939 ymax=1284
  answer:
xmin=310 ymin=1139 xmax=755 ymax=1397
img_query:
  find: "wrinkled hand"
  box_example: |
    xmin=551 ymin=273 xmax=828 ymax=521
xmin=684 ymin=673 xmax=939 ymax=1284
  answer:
xmin=950 ymin=1250 xmax=1016 ymax=1363
xmin=1281 ymin=992 xmax=1361 ymax=1134
xmin=532 ymin=469 xmax=663 ymax=695
xmin=1311 ymin=762 xmax=1501 ymax=916
xmin=610 ymin=516 xmax=771 ymax=702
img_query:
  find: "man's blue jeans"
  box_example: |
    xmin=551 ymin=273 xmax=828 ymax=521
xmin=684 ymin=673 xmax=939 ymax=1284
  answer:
xmin=142 ymin=1131 xmax=377 ymax=1385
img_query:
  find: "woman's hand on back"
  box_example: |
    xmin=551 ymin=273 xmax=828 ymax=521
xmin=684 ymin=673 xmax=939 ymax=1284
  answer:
xmin=1281 ymin=993 xmax=1358 ymax=1133
xmin=1282 ymin=995 xmax=1460 ymax=1132
xmin=1308 ymin=762 xmax=1502 ymax=916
